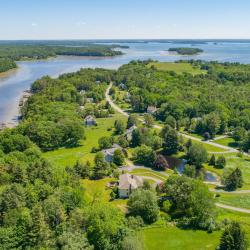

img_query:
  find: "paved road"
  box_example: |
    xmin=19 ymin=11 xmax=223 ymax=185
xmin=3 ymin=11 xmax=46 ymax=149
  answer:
xmin=107 ymin=84 xmax=250 ymax=213
xmin=216 ymin=203 xmax=250 ymax=214
xmin=106 ymin=83 xmax=240 ymax=154
xmin=211 ymin=189 xmax=250 ymax=194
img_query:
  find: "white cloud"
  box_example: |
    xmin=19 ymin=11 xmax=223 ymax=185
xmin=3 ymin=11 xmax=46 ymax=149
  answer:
xmin=31 ymin=23 xmax=38 ymax=27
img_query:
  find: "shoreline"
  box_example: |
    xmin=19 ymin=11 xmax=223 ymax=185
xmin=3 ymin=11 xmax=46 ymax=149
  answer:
xmin=0 ymin=67 xmax=18 ymax=78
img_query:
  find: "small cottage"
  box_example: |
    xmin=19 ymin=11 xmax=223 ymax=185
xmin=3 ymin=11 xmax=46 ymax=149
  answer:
xmin=102 ymin=144 xmax=121 ymax=163
xmin=118 ymin=173 xmax=143 ymax=198
xmin=84 ymin=115 xmax=96 ymax=126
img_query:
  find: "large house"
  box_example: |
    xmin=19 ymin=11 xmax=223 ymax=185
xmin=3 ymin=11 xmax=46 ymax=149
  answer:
xmin=118 ymin=173 xmax=143 ymax=198
xmin=102 ymin=144 xmax=121 ymax=163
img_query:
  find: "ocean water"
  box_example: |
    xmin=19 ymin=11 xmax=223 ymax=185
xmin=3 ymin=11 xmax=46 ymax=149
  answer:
xmin=1 ymin=40 xmax=250 ymax=124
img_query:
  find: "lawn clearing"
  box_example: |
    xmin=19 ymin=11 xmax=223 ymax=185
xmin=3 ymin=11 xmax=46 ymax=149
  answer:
xmin=148 ymin=62 xmax=206 ymax=75
xmin=140 ymin=225 xmax=220 ymax=250
xmin=82 ymin=178 xmax=114 ymax=204
xmin=217 ymin=208 xmax=250 ymax=239
xmin=43 ymin=113 xmax=127 ymax=169
xmin=213 ymin=137 xmax=238 ymax=148
xmin=216 ymin=193 xmax=250 ymax=210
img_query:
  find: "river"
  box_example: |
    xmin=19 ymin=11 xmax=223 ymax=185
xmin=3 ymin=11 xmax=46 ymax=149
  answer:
xmin=1 ymin=40 xmax=250 ymax=125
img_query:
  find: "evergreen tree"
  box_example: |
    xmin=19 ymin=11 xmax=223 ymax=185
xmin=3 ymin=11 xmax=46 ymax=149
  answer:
xmin=216 ymin=155 xmax=226 ymax=168
xmin=219 ymin=221 xmax=248 ymax=250
xmin=209 ymin=154 xmax=216 ymax=166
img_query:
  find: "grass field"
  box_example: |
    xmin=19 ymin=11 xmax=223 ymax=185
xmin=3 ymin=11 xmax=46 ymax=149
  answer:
xmin=205 ymin=154 xmax=250 ymax=190
xmin=216 ymin=193 xmax=250 ymax=210
xmin=213 ymin=137 xmax=238 ymax=148
xmin=129 ymin=169 xmax=168 ymax=182
xmin=148 ymin=62 xmax=206 ymax=75
xmin=140 ymin=225 xmax=220 ymax=250
xmin=217 ymin=208 xmax=250 ymax=240
xmin=43 ymin=113 xmax=127 ymax=169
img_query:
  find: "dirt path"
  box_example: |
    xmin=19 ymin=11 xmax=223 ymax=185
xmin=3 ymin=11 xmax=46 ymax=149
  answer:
xmin=215 ymin=203 xmax=250 ymax=214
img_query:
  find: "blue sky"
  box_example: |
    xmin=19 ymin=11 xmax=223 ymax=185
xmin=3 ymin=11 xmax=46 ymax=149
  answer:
xmin=1 ymin=0 xmax=250 ymax=39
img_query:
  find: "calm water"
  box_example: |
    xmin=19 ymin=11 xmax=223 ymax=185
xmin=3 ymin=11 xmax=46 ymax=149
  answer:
xmin=1 ymin=41 xmax=250 ymax=124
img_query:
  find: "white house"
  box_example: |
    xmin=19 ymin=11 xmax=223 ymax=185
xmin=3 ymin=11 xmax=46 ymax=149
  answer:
xmin=102 ymin=144 xmax=121 ymax=163
xmin=84 ymin=115 xmax=96 ymax=126
xmin=118 ymin=173 xmax=143 ymax=198
xmin=147 ymin=106 xmax=157 ymax=114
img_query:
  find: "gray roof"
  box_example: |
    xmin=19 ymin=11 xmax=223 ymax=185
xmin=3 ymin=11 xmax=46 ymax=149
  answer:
xmin=102 ymin=144 xmax=121 ymax=156
xmin=118 ymin=173 xmax=143 ymax=190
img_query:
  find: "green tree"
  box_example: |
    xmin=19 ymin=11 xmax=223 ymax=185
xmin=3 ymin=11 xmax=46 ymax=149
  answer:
xmin=165 ymin=115 xmax=176 ymax=129
xmin=93 ymin=152 xmax=109 ymax=179
xmin=86 ymin=204 xmax=126 ymax=250
xmin=161 ymin=125 xmax=179 ymax=155
xmin=127 ymin=189 xmax=159 ymax=223
xmin=187 ymin=144 xmax=207 ymax=168
xmin=153 ymin=154 xmax=169 ymax=170
xmin=127 ymin=114 xmax=138 ymax=128
xmin=144 ymin=114 xmax=154 ymax=128
xmin=28 ymin=204 xmax=52 ymax=248
xmin=219 ymin=221 xmax=248 ymax=250
xmin=98 ymin=136 xmax=113 ymax=149
xmin=232 ymin=127 xmax=246 ymax=142
xmin=209 ymin=154 xmax=216 ymax=166
xmin=133 ymin=145 xmax=156 ymax=167
xmin=165 ymin=175 xmax=216 ymax=230
xmin=113 ymin=149 xmax=125 ymax=166
xmin=216 ymin=155 xmax=226 ymax=168
xmin=74 ymin=160 xmax=91 ymax=178
xmin=114 ymin=120 xmax=126 ymax=134
xmin=222 ymin=168 xmax=243 ymax=191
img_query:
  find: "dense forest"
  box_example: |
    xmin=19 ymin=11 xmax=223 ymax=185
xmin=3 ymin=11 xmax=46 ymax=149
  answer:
xmin=0 ymin=44 xmax=124 ymax=60
xmin=0 ymin=58 xmax=17 ymax=73
xmin=168 ymin=47 xmax=203 ymax=55
xmin=0 ymin=68 xmax=138 ymax=250
xmin=114 ymin=60 xmax=250 ymax=151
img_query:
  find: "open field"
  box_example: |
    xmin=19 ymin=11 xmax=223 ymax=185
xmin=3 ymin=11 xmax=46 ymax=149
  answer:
xmin=43 ymin=113 xmax=127 ymax=169
xmin=205 ymin=154 xmax=250 ymax=190
xmin=217 ymin=208 xmax=250 ymax=240
xmin=140 ymin=225 xmax=220 ymax=250
xmin=216 ymin=193 xmax=250 ymax=210
xmin=213 ymin=137 xmax=238 ymax=148
xmin=148 ymin=62 xmax=206 ymax=75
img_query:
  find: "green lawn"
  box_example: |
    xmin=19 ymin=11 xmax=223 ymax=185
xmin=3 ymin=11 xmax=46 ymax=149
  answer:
xmin=217 ymin=208 xmax=250 ymax=241
xmin=183 ymin=137 xmax=228 ymax=153
xmin=213 ymin=137 xmax=238 ymax=148
xmin=140 ymin=225 xmax=220 ymax=250
xmin=148 ymin=62 xmax=206 ymax=75
xmin=129 ymin=169 xmax=168 ymax=182
xmin=205 ymin=154 xmax=250 ymax=190
xmin=216 ymin=193 xmax=250 ymax=210
xmin=43 ymin=113 xmax=127 ymax=169
xmin=82 ymin=178 xmax=114 ymax=204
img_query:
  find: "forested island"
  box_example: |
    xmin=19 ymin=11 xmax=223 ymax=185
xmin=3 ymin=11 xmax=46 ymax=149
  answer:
xmin=0 ymin=43 xmax=125 ymax=61
xmin=0 ymin=60 xmax=250 ymax=249
xmin=0 ymin=58 xmax=17 ymax=73
xmin=168 ymin=47 xmax=203 ymax=55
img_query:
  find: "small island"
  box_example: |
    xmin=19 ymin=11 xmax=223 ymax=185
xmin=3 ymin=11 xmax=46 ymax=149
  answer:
xmin=168 ymin=47 xmax=203 ymax=55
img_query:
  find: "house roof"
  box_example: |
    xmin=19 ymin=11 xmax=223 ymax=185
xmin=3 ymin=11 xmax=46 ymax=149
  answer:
xmin=102 ymin=144 xmax=121 ymax=156
xmin=118 ymin=173 xmax=143 ymax=190
xmin=125 ymin=125 xmax=137 ymax=135
xmin=85 ymin=115 xmax=95 ymax=121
